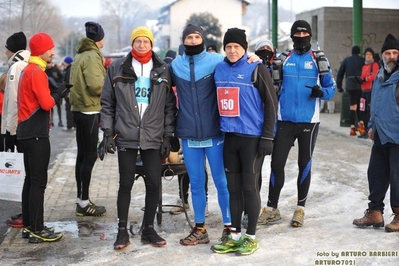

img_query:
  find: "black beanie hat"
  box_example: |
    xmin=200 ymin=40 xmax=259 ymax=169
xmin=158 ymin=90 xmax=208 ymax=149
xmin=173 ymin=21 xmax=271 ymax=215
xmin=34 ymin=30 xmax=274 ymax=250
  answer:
xmin=381 ymin=33 xmax=399 ymax=53
xmin=85 ymin=21 xmax=105 ymax=42
xmin=290 ymin=20 xmax=312 ymax=37
xmin=182 ymin=24 xmax=204 ymax=41
xmin=165 ymin=50 xmax=177 ymax=59
xmin=223 ymin=28 xmax=248 ymax=51
xmin=351 ymin=46 xmax=360 ymax=55
xmin=5 ymin=32 xmax=27 ymax=53
xmin=364 ymin=47 xmax=375 ymax=57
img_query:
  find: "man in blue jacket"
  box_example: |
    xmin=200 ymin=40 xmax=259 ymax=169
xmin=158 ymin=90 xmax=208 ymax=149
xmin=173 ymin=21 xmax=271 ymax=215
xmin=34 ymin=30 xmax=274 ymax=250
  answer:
xmin=353 ymin=34 xmax=399 ymax=233
xmin=262 ymin=20 xmax=336 ymax=228
xmin=170 ymin=24 xmax=231 ymax=246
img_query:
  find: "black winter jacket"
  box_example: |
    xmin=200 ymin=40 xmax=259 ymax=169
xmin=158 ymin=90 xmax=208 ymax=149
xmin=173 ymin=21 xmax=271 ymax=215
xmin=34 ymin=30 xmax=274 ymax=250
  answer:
xmin=336 ymin=54 xmax=364 ymax=91
xmin=100 ymin=52 xmax=176 ymax=150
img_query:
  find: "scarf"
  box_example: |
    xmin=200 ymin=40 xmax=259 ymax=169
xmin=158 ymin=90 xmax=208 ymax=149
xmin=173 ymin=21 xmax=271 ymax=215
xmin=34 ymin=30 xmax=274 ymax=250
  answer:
xmin=184 ymin=43 xmax=204 ymax=56
xmin=28 ymin=56 xmax=47 ymax=71
xmin=131 ymin=49 xmax=152 ymax=64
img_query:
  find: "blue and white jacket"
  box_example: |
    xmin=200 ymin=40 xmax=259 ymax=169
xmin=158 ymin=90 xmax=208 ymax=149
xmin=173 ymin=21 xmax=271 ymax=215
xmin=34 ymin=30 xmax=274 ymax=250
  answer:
xmin=215 ymin=54 xmax=264 ymax=136
xmin=369 ymin=67 xmax=399 ymax=145
xmin=278 ymin=50 xmax=336 ymax=123
xmin=170 ymin=49 xmax=224 ymax=140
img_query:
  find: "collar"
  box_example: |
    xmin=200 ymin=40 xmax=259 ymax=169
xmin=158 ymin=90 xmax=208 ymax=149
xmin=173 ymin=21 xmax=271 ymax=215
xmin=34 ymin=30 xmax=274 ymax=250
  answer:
xmin=28 ymin=56 xmax=47 ymax=71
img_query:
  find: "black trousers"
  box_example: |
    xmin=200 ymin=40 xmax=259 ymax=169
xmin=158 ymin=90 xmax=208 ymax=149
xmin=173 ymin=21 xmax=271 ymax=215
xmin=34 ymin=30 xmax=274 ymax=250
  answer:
xmin=268 ymin=121 xmax=319 ymax=209
xmin=117 ymin=148 xmax=162 ymax=228
xmin=73 ymin=112 xmax=99 ymax=200
xmin=223 ymin=133 xmax=263 ymax=235
xmin=20 ymin=137 xmax=50 ymax=231
xmin=65 ymin=97 xmax=75 ymax=129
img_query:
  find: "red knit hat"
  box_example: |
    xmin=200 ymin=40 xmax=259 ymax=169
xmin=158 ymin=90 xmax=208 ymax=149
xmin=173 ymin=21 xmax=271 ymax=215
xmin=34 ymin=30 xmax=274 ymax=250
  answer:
xmin=29 ymin=32 xmax=55 ymax=56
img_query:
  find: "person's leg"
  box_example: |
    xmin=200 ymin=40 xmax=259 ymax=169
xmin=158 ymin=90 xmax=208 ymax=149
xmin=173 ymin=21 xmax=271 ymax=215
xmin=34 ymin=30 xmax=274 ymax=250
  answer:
xmin=65 ymin=97 xmax=74 ymax=129
xmin=179 ymin=140 xmax=209 ymax=245
xmin=389 ymin=145 xmax=399 ymax=208
xmin=367 ymin=145 xmax=390 ymax=211
xmin=238 ymin=137 xmax=262 ymax=236
xmin=57 ymin=99 xmax=63 ymax=126
xmin=140 ymin=148 xmax=166 ymax=247
xmin=23 ymin=138 xmax=50 ymax=232
xmin=205 ymin=135 xmax=230 ymax=224
xmin=116 ymin=149 xmax=137 ymax=228
xmin=181 ymin=140 xmax=207 ymax=223
xmin=20 ymin=140 xmax=31 ymax=229
xmin=140 ymin=149 xmax=162 ymax=226
xmin=386 ymin=145 xmax=399 ymax=232
xmin=73 ymin=112 xmax=83 ymax=199
xmin=74 ymin=112 xmax=99 ymax=201
xmin=353 ymin=144 xmax=387 ymax=228
xmin=114 ymin=148 xmax=136 ymax=250
xmin=296 ymin=123 xmax=319 ymax=208
xmin=267 ymin=121 xmax=296 ymax=209
xmin=223 ymin=133 xmax=242 ymax=228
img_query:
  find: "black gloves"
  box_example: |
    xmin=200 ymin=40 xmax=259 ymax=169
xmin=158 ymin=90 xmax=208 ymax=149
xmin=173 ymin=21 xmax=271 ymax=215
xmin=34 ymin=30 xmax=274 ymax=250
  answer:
xmin=356 ymin=77 xmax=366 ymax=84
xmin=51 ymin=82 xmax=73 ymax=102
xmin=337 ymin=87 xmax=344 ymax=93
xmin=258 ymin=139 xmax=273 ymax=157
xmin=170 ymin=136 xmax=180 ymax=152
xmin=161 ymin=137 xmax=171 ymax=159
xmin=5 ymin=131 xmax=16 ymax=152
xmin=103 ymin=129 xmax=116 ymax=154
xmin=308 ymin=85 xmax=324 ymax=99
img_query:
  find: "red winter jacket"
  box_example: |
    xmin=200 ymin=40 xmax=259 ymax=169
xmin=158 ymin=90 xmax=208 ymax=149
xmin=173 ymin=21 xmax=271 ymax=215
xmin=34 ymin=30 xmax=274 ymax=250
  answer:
xmin=360 ymin=61 xmax=379 ymax=91
xmin=17 ymin=62 xmax=56 ymax=140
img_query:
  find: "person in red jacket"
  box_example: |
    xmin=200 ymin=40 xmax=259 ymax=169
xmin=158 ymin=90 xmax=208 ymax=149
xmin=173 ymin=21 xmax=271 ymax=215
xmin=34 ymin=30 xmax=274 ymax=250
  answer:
xmin=17 ymin=32 xmax=70 ymax=243
xmin=357 ymin=48 xmax=380 ymax=138
xmin=0 ymin=72 xmax=6 ymax=151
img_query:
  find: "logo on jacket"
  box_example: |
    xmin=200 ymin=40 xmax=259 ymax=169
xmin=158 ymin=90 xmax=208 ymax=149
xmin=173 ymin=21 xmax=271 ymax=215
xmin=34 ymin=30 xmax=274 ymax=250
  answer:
xmin=237 ymin=74 xmax=244 ymax=79
xmin=10 ymin=75 xmax=14 ymax=81
xmin=304 ymin=61 xmax=314 ymax=69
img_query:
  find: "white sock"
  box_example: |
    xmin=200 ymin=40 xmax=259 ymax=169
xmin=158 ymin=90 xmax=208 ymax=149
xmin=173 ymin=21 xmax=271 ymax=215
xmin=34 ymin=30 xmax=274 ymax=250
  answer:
xmin=245 ymin=233 xmax=256 ymax=240
xmin=297 ymin=206 xmax=305 ymax=210
xmin=267 ymin=206 xmax=274 ymax=211
xmin=231 ymin=232 xmax=241 ymax=241
xmin=79 ymin=199 xmax=89 ymax=208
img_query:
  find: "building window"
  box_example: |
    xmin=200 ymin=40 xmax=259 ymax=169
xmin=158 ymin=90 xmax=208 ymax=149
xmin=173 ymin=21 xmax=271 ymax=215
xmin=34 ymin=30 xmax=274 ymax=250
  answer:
xmin=312 ymin=15 xmax=318 ymax=41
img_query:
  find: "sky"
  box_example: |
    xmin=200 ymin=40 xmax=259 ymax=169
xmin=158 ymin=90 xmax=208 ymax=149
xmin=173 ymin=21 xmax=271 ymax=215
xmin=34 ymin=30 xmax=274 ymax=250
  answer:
xmin=51 ymin=0 xmax=399 ymax=18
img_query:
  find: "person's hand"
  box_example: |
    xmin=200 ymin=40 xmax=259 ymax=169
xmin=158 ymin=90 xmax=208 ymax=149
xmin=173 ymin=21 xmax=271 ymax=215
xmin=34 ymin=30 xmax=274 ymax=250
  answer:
xmin=103 ymin=129 xmax=116 ymax=154
xmin=51 ymin=82 xmax=73 ymax=102
xmin=170 ymin=136 xmax=180 ymax=152
xmin=247 ymin=54 xmax=263 ymax=63
xmin=4 ymin=131 xmax=16 ymax=152
xmin=337 ymin=87 xmax=344 ymax=93
xmin=308 ymin=85 xmax=324 ymax=99
xmin=258 ymin=139 xmax=273 ymax=157
xmin=368 ymin=128 xmax=374 ymax=140
xmin=161 ymin=137 xmax=171 ymax=159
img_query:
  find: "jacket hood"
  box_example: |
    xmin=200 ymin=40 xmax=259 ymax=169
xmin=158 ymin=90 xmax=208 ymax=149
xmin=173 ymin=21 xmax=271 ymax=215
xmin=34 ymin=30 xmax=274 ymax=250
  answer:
xmin=8 ymin=49 xmax=30 ymax=66
xmin=76 ymin=37 xmax=101 ymax=54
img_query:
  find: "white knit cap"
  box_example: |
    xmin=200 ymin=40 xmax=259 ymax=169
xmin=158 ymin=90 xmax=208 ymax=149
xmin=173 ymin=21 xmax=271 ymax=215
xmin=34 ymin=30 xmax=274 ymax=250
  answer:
xmin=255 ymin=37 xmax=274 ymax=51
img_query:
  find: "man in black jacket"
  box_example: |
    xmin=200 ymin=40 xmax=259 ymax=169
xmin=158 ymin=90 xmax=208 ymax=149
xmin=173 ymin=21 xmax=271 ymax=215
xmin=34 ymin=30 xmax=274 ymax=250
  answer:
xmin=336 ymin=46 xmax=364 ymax=135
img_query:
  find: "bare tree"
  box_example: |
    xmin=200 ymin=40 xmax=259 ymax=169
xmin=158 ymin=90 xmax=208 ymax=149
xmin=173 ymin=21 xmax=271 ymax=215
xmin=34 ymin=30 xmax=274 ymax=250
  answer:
xmin=186 ymin=13 xmax=223 ymax=52
xmin=0 ymin=0 xmax=64 ymax=62
xmin=100 ymin=0 xmax=153 ymax=52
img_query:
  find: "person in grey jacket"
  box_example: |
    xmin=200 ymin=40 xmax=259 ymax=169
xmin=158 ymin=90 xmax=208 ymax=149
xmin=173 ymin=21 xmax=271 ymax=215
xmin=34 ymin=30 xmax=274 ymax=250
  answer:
xmin=100 ymin=26 xmax=176 ymax=250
